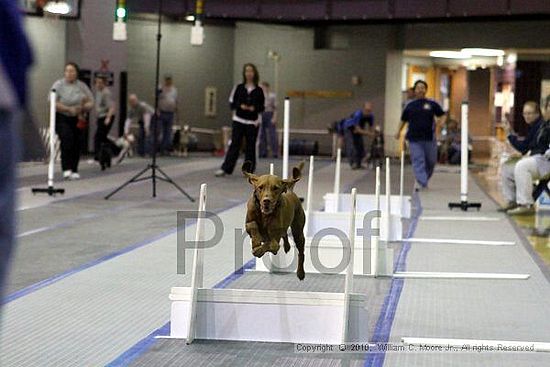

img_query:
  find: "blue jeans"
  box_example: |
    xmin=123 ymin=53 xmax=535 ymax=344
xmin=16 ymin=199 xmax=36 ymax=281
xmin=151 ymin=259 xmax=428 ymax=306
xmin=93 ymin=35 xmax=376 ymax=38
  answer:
xmin=159 ymin=111 xmax=174 ymax=153
xmin=0 ymin=109 xmax=18 ymax=301
xmin=259 ymin=112 xmax=279 ymax=158
xmin=409 ymin=140 xmax=437 ymax=187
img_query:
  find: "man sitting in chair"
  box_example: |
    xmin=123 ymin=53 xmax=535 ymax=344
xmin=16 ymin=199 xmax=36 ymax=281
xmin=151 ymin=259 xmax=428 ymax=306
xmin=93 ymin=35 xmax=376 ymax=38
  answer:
xmin=500 ymin=101 xmax=550 ymax=215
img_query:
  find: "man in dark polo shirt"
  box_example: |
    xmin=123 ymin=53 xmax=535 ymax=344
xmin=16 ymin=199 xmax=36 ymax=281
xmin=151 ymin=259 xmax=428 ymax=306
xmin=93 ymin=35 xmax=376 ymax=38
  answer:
xmin=395 ymin=80 xmax=445 ymax=190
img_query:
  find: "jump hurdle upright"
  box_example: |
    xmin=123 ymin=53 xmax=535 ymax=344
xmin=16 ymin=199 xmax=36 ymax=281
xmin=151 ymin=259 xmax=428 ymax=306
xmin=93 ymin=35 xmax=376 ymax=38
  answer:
xmin=169 ymin=183 xmax=369 ymax=344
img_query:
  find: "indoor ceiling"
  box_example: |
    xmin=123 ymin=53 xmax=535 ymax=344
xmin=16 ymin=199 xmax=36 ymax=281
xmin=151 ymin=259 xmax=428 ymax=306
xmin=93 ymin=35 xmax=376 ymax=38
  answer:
xmin=126 ymin=0 xmax=550 ymax=22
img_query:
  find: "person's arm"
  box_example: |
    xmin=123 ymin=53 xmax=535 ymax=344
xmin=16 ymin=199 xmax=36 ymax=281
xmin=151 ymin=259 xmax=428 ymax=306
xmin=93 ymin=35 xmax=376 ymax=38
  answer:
xmin=395 ymin=107 xmax=409 ymax=139
xmin=354 ymin=125 xmax=375 ymax=137
xmin=394 ymin=121 xmax=407 ymax=139
xmin=272 ymin=97 xmax=278 ymax=124
xmin=143 ymin=113 xmax=151 ymax=135
xmin=55 ymin=101 xmax=78 ymax=115
xmin=123 ymin=118 xmax=132 ymax=136
xmin=105 ymin=89 xmax=116 ymax=125
xmin=255 ymin=88 xmax=265 ymax=114
xmin=228 ymin=85 xmax=238 ymax=110
xmin=80 ymin=82 xmax=94 ymax=112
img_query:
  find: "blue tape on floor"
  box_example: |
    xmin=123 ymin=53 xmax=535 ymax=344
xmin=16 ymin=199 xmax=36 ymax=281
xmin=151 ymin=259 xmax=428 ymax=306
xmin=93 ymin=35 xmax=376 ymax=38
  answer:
xmin=3 ymin=199 xmax=246 ymax=305
xmin=363 ymin=191 xmax=422 ymax=367
xmin=105 ymin=258 xmax=256 ymax=367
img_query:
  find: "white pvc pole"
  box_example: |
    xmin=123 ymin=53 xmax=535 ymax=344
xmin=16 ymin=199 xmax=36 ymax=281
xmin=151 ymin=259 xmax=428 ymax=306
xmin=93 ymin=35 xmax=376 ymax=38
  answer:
xmin=371 ymin=166 xmax=380 ymax=277
xmin=48 ymin=90 xmax=57 ymax=187
xmin=333 ymin=148 xmax=341 ymax=211
xmin=342 ymin=187 xmax=357 ymax=343
xmin=385 ymin=157 xmax=391 ymax=242
xmin=460 ymin=102 xmax=469 ymax=202
xmin=282 ymin=97 xmax=290 ymax=179
xmin=269 ymin=163 xmax=274 ymax=175
xmin=186 ymin=183 xmax=207 ymax=344
xmin=305 ymin=155 xmax=314 ymax=236
xmin=399 ymin=150 xmax=404 ymax=215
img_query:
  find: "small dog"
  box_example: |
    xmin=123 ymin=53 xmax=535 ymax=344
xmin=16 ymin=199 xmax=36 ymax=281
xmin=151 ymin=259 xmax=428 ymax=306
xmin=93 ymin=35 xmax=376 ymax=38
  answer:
xmin=242 ymin=161 xmax=306 ymax=280
xmin=98 ymin=142 xmax=112 ymax=171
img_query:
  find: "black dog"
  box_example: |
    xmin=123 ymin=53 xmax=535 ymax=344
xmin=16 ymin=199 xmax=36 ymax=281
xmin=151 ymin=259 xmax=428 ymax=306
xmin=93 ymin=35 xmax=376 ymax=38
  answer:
xmin=98 ymin=142 xmax=112 ymax=171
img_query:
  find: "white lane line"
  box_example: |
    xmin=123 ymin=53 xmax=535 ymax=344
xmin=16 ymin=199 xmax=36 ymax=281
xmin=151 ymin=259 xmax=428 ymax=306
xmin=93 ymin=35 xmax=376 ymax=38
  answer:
xmin=419 ymin=216 xmax=502 ymax=221
xmin=394 ymin=272 xmax=530 ymax=280
xmin=404 ymin=238 xmax=515 ymax=246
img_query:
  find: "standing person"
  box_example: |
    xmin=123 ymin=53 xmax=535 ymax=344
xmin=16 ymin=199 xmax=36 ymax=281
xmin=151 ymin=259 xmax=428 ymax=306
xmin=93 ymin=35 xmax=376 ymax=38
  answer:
xmin=124 ymin=94 xmax=154 ymax=156
xmin=499 ymin=101 xmax=548 ymax=214
xmin=395 ymin=80 xmax=445 ymax=190
xmin=157 ymin=74 xmax=178 ymax=155
xmin=259 ymin=81 xmax=279 ymax=158
xmin=51 ymin=62 xmax=94 ymax=180
xmin=93 ymin=76 xmax=116 ymax=162
xmin=215 ymin=63 xmax=265 ymax=176
xmin=343 ymin=101 xmax=375 ymax=169
xmin=0 ymin=0 xmax=33 ymax=308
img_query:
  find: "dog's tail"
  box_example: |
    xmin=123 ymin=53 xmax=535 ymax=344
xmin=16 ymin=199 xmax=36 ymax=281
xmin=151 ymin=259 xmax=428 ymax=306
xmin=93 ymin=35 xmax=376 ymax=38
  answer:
xmin=288 ymin=160 xmax=305 ymax=192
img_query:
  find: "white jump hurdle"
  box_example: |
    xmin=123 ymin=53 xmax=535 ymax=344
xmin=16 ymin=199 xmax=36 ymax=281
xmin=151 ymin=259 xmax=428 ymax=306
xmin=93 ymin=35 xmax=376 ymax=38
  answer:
xmin=256 ymin=156 xmax=394 ymax=276
xmin=169 ymin=184 xmax=369 ymax=344
xmin=324 ymin=149 xmax=411 ymax=221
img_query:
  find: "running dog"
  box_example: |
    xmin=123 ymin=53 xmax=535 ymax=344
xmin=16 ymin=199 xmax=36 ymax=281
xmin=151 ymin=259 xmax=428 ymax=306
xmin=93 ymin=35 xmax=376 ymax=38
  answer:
xmin=242 ymin=161 xmax=306 ymax=280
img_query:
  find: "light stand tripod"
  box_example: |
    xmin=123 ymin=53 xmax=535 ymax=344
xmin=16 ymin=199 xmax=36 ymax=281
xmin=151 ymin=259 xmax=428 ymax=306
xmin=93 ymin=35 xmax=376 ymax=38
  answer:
xmin=105 ymin=0 xmax=194 ymax=202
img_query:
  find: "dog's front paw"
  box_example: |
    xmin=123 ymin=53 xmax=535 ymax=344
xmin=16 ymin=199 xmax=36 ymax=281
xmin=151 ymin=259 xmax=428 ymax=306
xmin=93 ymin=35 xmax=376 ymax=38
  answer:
xmin=297 ymin=269 xmax=305 ymax=280
xmin=252 ymin=245 xmax=266 ymax=258
xmin=267 ymin=240 xmax=280 ymax=255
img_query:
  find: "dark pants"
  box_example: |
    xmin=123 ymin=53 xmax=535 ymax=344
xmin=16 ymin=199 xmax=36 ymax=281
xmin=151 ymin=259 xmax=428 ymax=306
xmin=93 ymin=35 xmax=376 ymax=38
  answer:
xmin=221 ymin=121 xmax=258 ymax=174
xmin=159 ymin=111 xmax=174 ymax=153
xmin=259 ymin=112 xmax=279 ymax=158
xmin=0 ymin=109 xmax=17 ymax=302
xmin=94 ymin=116 xmax=114 ymax=160
xmin=55 ymin=113 xmax=81 ymax=173
xmin=344 ymin=129 xmax=365 ymax=167
xmin=137 ymin=120 xmax=147 ymax=156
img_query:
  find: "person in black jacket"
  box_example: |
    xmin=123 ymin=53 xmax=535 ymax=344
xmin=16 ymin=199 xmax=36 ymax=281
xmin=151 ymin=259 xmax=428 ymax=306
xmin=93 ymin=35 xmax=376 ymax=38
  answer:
xmin=216 ymin=63 xmax=265 ymax=176
xmin=500 ymin=101 xmax=550 ymax=215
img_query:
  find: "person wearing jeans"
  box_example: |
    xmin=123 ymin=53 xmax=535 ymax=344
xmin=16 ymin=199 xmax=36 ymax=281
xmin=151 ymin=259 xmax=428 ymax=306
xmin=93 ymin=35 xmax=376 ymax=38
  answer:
xmin=395 ymin=80 xmax=445 ymax=190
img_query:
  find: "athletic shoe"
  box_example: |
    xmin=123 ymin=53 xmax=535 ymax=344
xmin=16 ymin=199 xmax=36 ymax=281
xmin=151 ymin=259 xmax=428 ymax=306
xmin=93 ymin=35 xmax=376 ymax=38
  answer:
xmin=215 ymin=169 xmax=226 ymax=177
xmin=507 ymin=205 xmax=534 ymax=216
xmin=497 ymin=201 xmax=517 ymax=212
xmin=63 ymin=170 xmax=72 ymax=180
xmin=69 ymin=172 xmax=81 ymax=180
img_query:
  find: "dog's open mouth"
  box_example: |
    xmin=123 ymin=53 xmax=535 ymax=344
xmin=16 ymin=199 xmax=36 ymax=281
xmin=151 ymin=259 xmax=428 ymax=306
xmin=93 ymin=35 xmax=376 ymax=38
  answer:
xmin=261 ymin=204 xmax=273 ymax=214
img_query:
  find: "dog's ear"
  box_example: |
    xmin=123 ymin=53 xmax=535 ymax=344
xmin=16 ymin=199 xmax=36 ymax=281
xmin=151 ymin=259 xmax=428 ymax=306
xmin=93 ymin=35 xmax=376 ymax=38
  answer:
xmin=242 ymin=161 xmax=258 ymax=186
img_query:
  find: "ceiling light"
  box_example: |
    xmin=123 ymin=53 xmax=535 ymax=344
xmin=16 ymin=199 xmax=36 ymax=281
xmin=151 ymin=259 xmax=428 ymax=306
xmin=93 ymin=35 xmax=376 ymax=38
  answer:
xmin=43 ymin=1 xmax=71 ymax=15
xmin=461 ymin=48 xmax=505 ymax=57
xmin=429 ymin=51 xmax=471 ymax=59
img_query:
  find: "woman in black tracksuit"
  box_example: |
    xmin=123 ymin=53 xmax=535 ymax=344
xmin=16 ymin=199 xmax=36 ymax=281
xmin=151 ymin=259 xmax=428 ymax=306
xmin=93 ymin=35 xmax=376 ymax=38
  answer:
xmin=216 ymin=63 xmax=265 ymax=176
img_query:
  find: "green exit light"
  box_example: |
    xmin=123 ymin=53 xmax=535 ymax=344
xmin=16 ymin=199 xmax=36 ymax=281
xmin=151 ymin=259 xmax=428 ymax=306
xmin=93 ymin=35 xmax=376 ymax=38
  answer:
xmin=116 ymin=7 xmax=126 ymax=19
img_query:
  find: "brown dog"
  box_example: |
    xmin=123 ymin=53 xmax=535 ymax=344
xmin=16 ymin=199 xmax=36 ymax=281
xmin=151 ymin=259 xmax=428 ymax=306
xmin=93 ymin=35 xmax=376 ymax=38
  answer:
xmin=242 ymin=161 xmax=306 ymax=280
